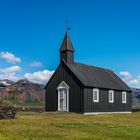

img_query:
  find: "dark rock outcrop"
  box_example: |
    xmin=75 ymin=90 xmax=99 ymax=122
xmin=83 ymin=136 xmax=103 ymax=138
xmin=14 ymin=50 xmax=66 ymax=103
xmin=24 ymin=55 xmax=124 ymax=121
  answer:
xmin=0 ymin=104 xmax=16 ymax=119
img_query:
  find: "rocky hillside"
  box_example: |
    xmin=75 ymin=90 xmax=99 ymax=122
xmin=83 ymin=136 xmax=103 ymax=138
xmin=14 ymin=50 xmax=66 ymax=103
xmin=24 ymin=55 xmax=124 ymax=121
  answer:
xmin=132 ymin=88 xmax=140 ymax=108
xmin=0 ymin=79 xmax=45 ymax=105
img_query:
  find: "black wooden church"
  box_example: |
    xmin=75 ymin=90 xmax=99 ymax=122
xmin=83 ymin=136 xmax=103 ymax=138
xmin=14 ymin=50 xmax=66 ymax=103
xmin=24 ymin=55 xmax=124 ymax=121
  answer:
xmin=45 ymin=32 xmax=132 ymax=114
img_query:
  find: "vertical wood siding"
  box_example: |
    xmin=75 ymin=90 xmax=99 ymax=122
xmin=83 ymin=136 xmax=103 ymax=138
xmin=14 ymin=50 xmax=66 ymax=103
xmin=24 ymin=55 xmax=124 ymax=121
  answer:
xmin=45 ymin=63 xmax=84 ymax=113
xmin=60 ymin=51 xmax=74 ymax=63
xmin=84 ymin=88 xmax=132 ymax=113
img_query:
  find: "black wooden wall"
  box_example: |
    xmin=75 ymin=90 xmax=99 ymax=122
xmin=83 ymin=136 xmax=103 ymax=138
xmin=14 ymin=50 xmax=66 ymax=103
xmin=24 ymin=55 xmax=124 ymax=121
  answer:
xmin=45 ymin=62 xmax=84 ymax=113
xmin=84 ymin=88 xmax=132 ymax=113
xmin=45 ymin=62 xmax=132 ymax=113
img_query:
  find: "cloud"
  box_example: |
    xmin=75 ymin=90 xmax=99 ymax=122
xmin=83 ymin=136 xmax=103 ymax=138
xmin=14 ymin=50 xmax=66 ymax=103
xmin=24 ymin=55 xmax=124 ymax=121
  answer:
xmin=130 ymin=79 xmax=139 ymax=84
xmin=0 ymin=52 xmax=21 ymax=64
xmin=119 ymin=71 xmax=132 ymax=78
xmin=119 ymin=71 xmax=132 ymax=83
xmin=24 ymin=69 xmax=54 ymax=84
xmin=30 ymin=61 xmax=43 ymax=67
xmin=119 ymin=71 xmax=140 ymax=88
xmin=0 ymin=66 xmax=21 ymax=81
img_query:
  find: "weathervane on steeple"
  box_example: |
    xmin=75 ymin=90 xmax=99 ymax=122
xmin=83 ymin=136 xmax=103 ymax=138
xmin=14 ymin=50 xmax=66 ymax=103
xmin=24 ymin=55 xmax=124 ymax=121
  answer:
xmin=66 ymin=19 xmax=71 ymax=32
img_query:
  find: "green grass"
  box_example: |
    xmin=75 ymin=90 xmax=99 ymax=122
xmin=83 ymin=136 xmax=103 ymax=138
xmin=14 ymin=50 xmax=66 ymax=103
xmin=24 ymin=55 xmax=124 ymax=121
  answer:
xmin=0 ymin=112 xmax=140 ymax=140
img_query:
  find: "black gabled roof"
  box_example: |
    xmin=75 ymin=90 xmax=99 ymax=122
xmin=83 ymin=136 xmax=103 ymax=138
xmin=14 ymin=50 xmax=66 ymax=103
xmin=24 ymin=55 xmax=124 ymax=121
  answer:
xmin=59 ymin=32 xmax=74 ymax=52
xmin=65 ymin=62 xmax=131 ymax=91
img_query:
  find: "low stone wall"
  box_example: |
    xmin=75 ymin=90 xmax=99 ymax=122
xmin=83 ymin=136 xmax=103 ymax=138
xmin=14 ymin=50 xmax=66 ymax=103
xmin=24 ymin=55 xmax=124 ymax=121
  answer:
xmin=132 ymin=108 xmax=140 ymax=112
xmin=16 ymin=106 xmax=45 ymax=113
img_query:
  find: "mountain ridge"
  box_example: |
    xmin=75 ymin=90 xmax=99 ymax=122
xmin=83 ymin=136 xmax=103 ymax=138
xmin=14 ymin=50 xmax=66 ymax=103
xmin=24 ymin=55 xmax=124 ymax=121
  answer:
xmin=0 ymin=79 xmax=45 ymax=105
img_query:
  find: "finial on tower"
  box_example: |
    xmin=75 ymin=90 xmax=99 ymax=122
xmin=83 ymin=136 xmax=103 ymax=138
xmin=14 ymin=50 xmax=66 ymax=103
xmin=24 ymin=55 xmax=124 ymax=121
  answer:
xmin=66 ymin=19 xmax=71 ymax=32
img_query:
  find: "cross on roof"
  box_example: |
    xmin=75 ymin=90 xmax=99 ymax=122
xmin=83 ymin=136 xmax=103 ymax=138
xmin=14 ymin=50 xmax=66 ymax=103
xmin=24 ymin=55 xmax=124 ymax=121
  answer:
xmin=66 ymin=19 xmax=71 ymax=32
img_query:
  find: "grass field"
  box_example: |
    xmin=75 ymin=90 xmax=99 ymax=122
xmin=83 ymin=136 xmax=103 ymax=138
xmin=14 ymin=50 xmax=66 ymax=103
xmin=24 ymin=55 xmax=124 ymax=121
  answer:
xmin=0 ymin=112 xmax=140 ymax=140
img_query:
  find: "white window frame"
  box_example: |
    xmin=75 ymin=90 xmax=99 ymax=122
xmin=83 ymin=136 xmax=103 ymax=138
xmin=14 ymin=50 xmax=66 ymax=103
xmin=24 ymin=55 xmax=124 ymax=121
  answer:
xmin=109 ymin=90 xmax=114 ymax=103
xmin=93 ymin=88 xmax=99 ymax=103
xmin=122 ymin=91 xmax=127 ymax=103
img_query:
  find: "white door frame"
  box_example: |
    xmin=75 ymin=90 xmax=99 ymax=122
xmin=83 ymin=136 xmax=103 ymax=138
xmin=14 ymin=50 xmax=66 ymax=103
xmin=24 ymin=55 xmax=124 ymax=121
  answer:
xmin=57 ymin=81 xmax=69 ymax=112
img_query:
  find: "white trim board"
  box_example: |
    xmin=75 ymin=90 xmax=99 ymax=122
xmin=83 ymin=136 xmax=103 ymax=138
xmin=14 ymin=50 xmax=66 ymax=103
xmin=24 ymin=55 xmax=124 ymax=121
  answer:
xmin=84 ymin=112 xmax=132 ymax=115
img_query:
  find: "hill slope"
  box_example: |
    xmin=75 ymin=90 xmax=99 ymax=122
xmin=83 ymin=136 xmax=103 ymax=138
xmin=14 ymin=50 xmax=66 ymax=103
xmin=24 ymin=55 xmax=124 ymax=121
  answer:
xmin=0 ymin=79 xmax=45 ymax=106
xmin=132 ymin=88 xmax=140 ymax=108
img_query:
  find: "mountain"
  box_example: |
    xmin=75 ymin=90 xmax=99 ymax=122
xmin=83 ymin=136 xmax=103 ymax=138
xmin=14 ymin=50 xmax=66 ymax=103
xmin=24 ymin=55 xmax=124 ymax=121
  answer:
xmin=0 ymin=79 xmax=45 ymax=106
xmin=0 ymin=79 xmax=15 ymax=86
xmin=132 ymin=88 xmax=140 ymax=108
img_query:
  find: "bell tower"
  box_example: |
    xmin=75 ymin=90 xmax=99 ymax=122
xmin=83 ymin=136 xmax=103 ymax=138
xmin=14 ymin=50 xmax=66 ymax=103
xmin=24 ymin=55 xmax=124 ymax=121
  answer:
xmin=59 ymin=32 xmax=74 ymax=63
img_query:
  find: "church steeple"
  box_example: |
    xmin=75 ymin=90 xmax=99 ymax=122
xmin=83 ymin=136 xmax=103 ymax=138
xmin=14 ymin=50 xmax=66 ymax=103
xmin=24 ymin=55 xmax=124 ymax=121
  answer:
xmin=60 ymin=32 xmax=74 ymax=63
